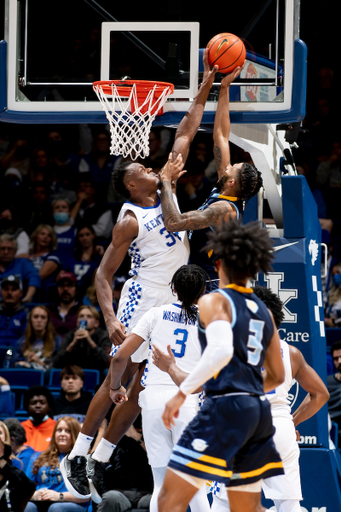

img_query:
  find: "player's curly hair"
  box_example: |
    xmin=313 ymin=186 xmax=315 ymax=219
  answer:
xmin=205 ymin=219 xmax=273 ymax=280
xmin=111 ymin=161 xmax=133 ymax=198
xmin=171 ymin=264 xmax=208 ymax=324
xmin=252 ymin=285 xmax=284 ymax=328
xmin=238 ymin=163 xmax=263 ymax=202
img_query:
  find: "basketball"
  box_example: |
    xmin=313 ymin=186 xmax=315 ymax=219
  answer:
xmin=206 ymin=33 xmax=246 ymax=73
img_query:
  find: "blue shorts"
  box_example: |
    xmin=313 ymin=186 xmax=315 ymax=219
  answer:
xmin=168 ymin=393 xmax=284 ymax=487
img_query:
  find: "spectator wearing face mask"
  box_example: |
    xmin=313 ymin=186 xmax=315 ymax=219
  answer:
xmin=52 ymin=198 xmax=77 ymax=260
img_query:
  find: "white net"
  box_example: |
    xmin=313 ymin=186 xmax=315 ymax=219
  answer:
xmin=93 ymin=81 xmax=173 ymax=161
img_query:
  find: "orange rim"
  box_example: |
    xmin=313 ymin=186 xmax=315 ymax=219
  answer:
xmin=93 ymin=80 xmax=174 ymax=98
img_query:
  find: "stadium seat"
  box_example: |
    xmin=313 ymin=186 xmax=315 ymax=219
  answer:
xmin=1 ymin=368 xmax=45 ymax=412
xmin=325 ymin=327 xmax=341 ymax=348
xmin=48 ymin=368 xmax=100 ymax=392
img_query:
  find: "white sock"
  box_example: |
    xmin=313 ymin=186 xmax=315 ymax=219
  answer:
xmin=68 ymin=432 xmax=94 ymax=459
xmin=92 ymin=438 xmax=116 ymax=463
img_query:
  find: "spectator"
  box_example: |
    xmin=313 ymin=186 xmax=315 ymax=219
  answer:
xmin=72 ymin=174 xmax=114 ymax=239
xmin=52 ymin=198 xmax=77 ymax=259
xmin=3 ymin=418 xmax=36 ymax=472
xmin=0 ymin=275 xmax=27 ymax=345
xmin=26 ymin=183 xmax=54 ymax=234
xmin=327 ymin=341 xmax=341 ymax=446
xmin=0 ymin=234 xmax=41 ymax=303
xmin=325 ymin=262 xmax=341 ymax=327
xmin=21 ymin=386 xmax=56 ymax=452
xmin=0 ymin=167 xmax=27 ymax=213
xmin=53 ymin=366 xmax=93 ymax=423
xmin=65 ymin=225 xmax=103 ymax=297
xmin=49 ymin=272 xmax=79 ymax=339
xmin=0 ymin=205 xmax=30 ymax=257
xmin=0 ymin=436 xmax=36 ymax=512
xmin=92 ymin=416 xmax=153 ymax=512
xmin=25 ymin=416 xmax=90 ymax=512
xmin=28 ymin=224 xmax=61 ymax=288
xmin=14 ymin=305 xmax=62 ymax=371
xmin=53 ymin=305 xmax=111 ymax=372
xmin=29 ymin=146 xmax=51 ymax=184
xmin=1 ymin=135 xmax=31 ymax=177
xmin=78 ymin=129 xmax=118 ymax=203
xmin=0 ymin=376 xmax=14 ymax=416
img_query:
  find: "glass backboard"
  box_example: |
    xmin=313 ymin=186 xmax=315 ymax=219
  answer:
xmin=0 ymin=0 xmax=306 ymax=124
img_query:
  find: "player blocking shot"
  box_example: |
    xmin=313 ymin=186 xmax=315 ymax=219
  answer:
xmin=158 ymin=219 xmax=286 ymax=512
xmin=108 ymin=264 xmax=210 ymax=512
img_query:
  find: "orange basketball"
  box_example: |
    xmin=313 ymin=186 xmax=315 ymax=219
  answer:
xmin=207 ymin=33 xmax=246 ymax=74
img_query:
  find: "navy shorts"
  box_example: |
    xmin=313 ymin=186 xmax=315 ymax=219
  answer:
xmin=168 ymin=393 xmax=284 ymax=487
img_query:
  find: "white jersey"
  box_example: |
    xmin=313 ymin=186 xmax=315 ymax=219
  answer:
xmin=132 ymin=302 xmax=202 ymax=387
xmin=118 ymin=194 xmax=189 ymax=288
xmin=266 ymin=339 xmax=293 ymax=418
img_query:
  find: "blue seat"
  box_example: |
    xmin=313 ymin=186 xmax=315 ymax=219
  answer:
xmin=48 ymin=368 xmax=100 ymax=392
xmin=0 ymin=368 xmax=45 ymax=387
xmin=325 ymin=327 xmax=341 ymax=348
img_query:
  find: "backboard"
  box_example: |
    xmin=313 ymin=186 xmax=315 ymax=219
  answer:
xmin=0 ymin=0 xmax=306 ymax=125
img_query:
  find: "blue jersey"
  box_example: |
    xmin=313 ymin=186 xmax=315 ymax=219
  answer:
xmin=198 ymin=285 xmax=274 ymax=396
xmin=189 ymin=189 xmax=244 ymax=281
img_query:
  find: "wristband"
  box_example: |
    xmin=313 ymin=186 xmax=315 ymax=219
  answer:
xmin=60 ymin=493 xmax=64 ymax=501
xmin=110 ymin=384 xmax=121 ymax=391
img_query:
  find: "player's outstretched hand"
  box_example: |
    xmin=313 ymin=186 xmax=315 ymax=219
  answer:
xmin=110 ymin=385 xmax=128 ymax=404
xmin=161 ymin=153 xmax=186 ymax=183
xmin=202 ymin=48 xmax=218 ymax=86
xmin=162 ymin=390 xmax=186 ymax=429
xmin=152 ymin=344 xmax=176 ymax=373
xmin=221 ymin=63 xmax=245 ymax=88
xmin=108 ymin=319 xmax=126 ymax=345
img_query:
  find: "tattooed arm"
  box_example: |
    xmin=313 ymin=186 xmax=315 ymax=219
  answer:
xmin=213 ymin=66 xmax=244 ymax=179
xmin=161 ymin=180 xmax=236 ymax=232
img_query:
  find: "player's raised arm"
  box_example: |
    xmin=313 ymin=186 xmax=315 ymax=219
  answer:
xmin=213 ymin=65 xmax=244 ymax=179
xmin=290 ymin=345 xmax=330 ymax=428
xmin=171 ymin=49 xmax=217 ymax=165
xmin=95 ymin=212 xmax=138 ymax=345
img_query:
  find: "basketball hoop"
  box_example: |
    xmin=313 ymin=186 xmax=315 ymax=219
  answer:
xmin=93 ymin=80 xmax=174 ymax=161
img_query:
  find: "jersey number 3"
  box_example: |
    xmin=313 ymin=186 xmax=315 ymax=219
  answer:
xmin=247 ymin=319 xmax=264 ymax=365
xmin=172 ymin=328 xmax=188 ymax=358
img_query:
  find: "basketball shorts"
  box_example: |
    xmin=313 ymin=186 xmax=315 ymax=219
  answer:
xmin=168 ymin=393 xmax=284 ymax=487
xmin=139 ymin=385 xmax=200 ymax=468
xmin=110 ymin=277 xmax=175 ymax=362
xmin=262 ymin=414 xmax=302 ymax=500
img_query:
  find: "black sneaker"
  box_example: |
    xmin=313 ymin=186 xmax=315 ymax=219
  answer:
xmin=86 ymin=454 xmax=111 ymax=503
xmin=60 ymin=455 xmax=91 ymax=499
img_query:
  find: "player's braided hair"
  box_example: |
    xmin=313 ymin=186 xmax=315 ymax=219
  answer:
xmin=252 ymin=285 xmax=284 ymax=328
xmin=171 ymin=264 xmax=208 ymax=324
xmin=111 ymin=161 xmax=133 ymax=198
xmin=238 ymin=163 xmax=263 ymax=202
xmin=205 ymin=219 xmax=274 ymax=280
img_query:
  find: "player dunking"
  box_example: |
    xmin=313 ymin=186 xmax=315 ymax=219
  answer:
xmin=158 ymin=219 xmax=285 ymax=512
xmin=61 ymin=50 xmax=219 ymax=501
xmin=107 ymin=265 xmax=210 ymax=512
xmin=160 ymin=66 xmax=263 ymax=287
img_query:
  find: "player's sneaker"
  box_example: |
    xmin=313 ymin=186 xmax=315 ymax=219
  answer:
xmin=86 ymin=454 xmax=111 ymax=503
xmin=60 ymin=455 xmax=91 ymax=499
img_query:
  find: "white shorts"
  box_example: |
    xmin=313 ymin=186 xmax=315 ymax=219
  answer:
xmin=110 ymin=277 xmax=175 ymax=362
xmin=262 ymin=415 xmax=302 ymax=500
xmin=138 ymin=385 xmax=199 ymax=468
